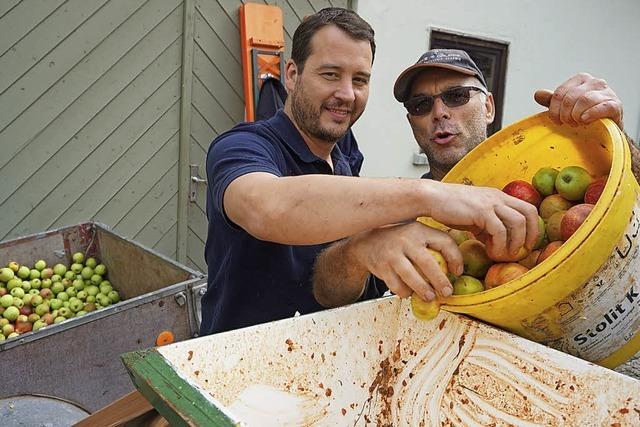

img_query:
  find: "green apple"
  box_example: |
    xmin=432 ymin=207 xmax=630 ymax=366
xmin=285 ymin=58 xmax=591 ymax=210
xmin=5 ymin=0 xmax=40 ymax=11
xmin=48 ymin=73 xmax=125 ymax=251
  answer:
xmin=17 ymin=266 xmax=31 ymax=279
xmin=90 ymin=274 xmax=102 ymax=286
xmin=555 ymin=166 xmax=592 ymax=201
xmin=20 ymin=280 xmax=31 ymax=291
xmin=453 ymin=275 xmax=485 ymax=295
xmin=70 ymin=263 xmax=83 ymax=274
xmin=50 ymin=274 xmax=61 ymax=283
xmin=7 ymin=262 xmax=20 ymax=273
xmin=52 ymin=264 xmax=67 ymax=276
xmin=94 ymin=264 xmax=107 ymax=276
xmin=72 ymin=279 xmax=84 ymax=291
xmin=86 ymin=295 xmax=96 ymax=303
xmin=80 ymin=267 xmax=93 ymax=280
xmin=99 ymin=282 xmax=112 ymax=295
xmin=12 ymin=298 xmax=24 ymax=309
xmin=28 ymin=313 xmax=40 ymax=323
xmin=40 ymin=279 xmax=51 ymax=289
xmin=107 ymin=290 xmax=120 ymax=304
xmin=32 ymin=320 xmax=47 ymax=331
xmin=57 ymin=292 xmax=69 ymax=302
xmin=6 ymin=278 xmax=22 ymax=291
xmin=72 ymin=252 xmax=84 ymax=264
xmin=96 ymin=293 xmax=110 ymax=307
xmin=1 ymin=294 xmax=14 ymax=308
xmin=30 ymin=295 xmax=43 ymax=306
xmin=7 ymin=332 xmax=19 ymax=339
xmin=49 ymin=299 xmax=63 ymax=310
xmin=76 ymin=290 xmax=88 ymax=301
xmin=34 ymin=303 xmax=50 ymax=316
xmin=86 ymin=285 xmax=99 ymax=297
xmin=58 ymin=307 xmax=73 ymax=319
xmin=29 ymin=269 xmax=40 ymax=280
xmin=34 ymin=260 xmax=46 ymax=271
xmin=3 ymin=306 xmax=19 ymax=322
xmin=22 ymin=294 xmax=33 ymax=306
xmin=10 ymin=287 xmax=25 ymax=299
xmin=53 ymin=316 xmax=66 ymax=324
xmin=85 ymin=257 xmax=97 ymax=269
xmin=3 ymin=323 xmax=15 ymax=336
xmin=29 ymin=279 xmax=41 ymax=290
xmin=0 ymin=267 xmax=15 ymax=282
xmin=69 ymin=299 xmax=84 ymax=313
xmin=64 ymin=271 xmax=76 ymax=280
xmin=51 ymin=282 xmax=64 ymax=295
xmin=28 ymin=289 xmax=39 ymax=296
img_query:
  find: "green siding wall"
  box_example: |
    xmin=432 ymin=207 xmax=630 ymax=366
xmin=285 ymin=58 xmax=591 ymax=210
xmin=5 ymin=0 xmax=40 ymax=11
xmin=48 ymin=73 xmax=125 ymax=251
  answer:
xmin=0 ymin=0 xmax=350 ymax=273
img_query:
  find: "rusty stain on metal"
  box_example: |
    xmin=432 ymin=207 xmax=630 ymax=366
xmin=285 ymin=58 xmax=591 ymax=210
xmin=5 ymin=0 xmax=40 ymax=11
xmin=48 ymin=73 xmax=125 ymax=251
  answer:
xmin=156 ymin=298 xmax=640 ymax=426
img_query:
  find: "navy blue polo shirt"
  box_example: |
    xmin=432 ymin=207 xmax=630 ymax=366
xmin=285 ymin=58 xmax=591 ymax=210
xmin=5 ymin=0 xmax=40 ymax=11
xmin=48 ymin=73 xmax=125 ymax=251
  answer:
xmin=200 ymin=110 xmax=386 ymax=335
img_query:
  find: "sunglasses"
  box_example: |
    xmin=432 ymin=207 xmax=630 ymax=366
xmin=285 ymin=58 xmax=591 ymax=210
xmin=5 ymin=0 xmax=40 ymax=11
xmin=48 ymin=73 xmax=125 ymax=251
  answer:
xmin=404 ymin=86 xmax=487 ymax=116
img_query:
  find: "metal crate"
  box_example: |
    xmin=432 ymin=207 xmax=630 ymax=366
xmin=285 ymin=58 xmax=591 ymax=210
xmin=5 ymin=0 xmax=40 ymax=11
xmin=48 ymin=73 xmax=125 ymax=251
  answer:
xmin=0 ymin=222 xmax=206 ymax=412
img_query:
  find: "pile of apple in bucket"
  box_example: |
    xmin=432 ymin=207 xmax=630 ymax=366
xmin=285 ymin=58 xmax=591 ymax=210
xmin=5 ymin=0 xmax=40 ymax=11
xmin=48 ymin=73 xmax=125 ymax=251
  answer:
xmin=412 ymin=165 xmax=605 ymax=320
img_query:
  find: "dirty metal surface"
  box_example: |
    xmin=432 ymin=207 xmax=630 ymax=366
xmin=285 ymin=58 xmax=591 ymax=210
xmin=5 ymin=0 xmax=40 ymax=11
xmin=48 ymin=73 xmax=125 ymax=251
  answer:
xmin=156 ymin=296 xmax=640 ymax=426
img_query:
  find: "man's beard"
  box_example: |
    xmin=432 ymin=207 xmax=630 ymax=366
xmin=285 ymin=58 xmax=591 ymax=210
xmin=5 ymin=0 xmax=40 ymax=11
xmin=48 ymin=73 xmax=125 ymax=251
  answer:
xmin=289 ymin=82 xmax=356 ymax=144
xmin=413 ymin=120 xmax=487 ymax=175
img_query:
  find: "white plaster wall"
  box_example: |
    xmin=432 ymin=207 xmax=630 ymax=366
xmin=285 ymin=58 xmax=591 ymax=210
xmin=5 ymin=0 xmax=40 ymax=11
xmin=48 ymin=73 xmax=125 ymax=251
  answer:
xmin=353 ymin=0 xmax=640 ymax=178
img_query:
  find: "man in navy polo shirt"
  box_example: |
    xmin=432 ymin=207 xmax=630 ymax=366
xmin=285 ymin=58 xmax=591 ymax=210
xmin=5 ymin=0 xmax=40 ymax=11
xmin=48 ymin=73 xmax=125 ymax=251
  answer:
xmin=200 ymin=9 xmax=541 ymax=336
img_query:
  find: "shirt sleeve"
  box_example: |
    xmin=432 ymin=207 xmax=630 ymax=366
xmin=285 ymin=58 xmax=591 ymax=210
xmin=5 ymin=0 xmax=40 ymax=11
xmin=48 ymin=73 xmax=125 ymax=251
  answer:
xmin=206 ymin=132 xmax=284 ymax=226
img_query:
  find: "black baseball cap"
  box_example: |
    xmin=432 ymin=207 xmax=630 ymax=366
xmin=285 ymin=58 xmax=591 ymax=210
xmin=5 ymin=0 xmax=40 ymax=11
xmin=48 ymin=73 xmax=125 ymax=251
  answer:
xmin=393 ymin=49 xmax=488 ymax=102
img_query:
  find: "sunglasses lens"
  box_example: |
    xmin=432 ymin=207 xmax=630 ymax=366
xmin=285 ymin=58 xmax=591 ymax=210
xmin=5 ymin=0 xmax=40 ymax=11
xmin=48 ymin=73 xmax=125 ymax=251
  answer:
xmin=441 ymin=88 xmax=471 ymax=107
xmin=406 ymin=96 xmax=433 ymax=116
xmin=405 ymin=87 xmax=483 ymax=116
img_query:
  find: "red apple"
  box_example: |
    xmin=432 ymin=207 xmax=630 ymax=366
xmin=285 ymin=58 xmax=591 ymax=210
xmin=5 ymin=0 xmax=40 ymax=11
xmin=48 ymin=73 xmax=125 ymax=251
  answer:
xmin=459 ymin=239 xmax=493 ymax=278
xmin=484 ymin=263 xmax=529 ymax=289
xmin=583 ymin=176 xmax=607 ymax=205
xmin=518 ymin=249 xmax=541 ymax=269
xmin=560 ymin=203 xmax=594 ymax=241
xmin=503 ymin=180 xmax=542 ymax=207
xmin=536 ymin=241 xmax=564 ymax=265
xmin=15 ymin=319 xmax=32 ymax=334
xmin=485 ymin=237 xmax=530 ymax=262
xmin=19 ymin=305 xmax=32 ymax=316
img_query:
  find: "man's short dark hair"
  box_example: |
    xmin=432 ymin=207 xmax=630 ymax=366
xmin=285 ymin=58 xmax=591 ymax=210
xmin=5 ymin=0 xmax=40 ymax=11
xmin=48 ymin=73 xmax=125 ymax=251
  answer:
xmin=291 ymin=7 xmax=376 ymax=72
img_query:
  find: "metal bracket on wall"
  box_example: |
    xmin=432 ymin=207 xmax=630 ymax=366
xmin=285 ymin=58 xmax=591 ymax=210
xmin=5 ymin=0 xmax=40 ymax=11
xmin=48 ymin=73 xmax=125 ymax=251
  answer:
xmin=189 ymin=164 xmax=207 ymax=202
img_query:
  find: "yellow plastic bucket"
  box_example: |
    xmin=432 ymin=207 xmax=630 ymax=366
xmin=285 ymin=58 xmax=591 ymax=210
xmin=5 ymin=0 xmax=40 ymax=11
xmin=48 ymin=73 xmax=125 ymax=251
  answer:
xmin=433 ymin=112 xmax=640 ymax=368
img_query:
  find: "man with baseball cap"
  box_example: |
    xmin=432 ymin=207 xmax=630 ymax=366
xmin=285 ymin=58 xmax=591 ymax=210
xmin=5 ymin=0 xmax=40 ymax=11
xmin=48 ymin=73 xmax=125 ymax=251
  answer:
xmin=392 ymin=48 xmax=632 ymax=181
xmin=313 ymin=48 xmax=637 ymax=309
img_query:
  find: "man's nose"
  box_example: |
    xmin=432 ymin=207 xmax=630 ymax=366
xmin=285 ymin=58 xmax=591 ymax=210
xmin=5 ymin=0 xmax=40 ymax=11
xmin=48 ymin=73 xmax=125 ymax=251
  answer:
xmin=431 ymin=97 xmax=450 ymax=120
xmin=334 ymin=80 xmax=356 ymax=102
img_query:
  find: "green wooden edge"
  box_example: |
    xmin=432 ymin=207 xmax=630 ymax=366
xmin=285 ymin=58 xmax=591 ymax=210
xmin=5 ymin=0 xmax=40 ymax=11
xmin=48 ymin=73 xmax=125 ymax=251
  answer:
xmin=121 ymin=349 xmax=236 ymax=427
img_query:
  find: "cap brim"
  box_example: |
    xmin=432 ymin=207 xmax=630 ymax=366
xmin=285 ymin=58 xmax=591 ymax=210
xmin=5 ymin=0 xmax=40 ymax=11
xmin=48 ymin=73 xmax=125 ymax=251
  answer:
xmin=393 ymin=63 xmax=478 ymax=102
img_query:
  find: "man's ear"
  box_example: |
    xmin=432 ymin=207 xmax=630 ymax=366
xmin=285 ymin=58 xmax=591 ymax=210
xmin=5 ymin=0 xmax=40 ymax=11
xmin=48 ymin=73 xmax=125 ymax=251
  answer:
xmin=284 ymin=59 xmax=298 ymax=92
xmin=485 ymin=92 xmax=496 ymax=124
